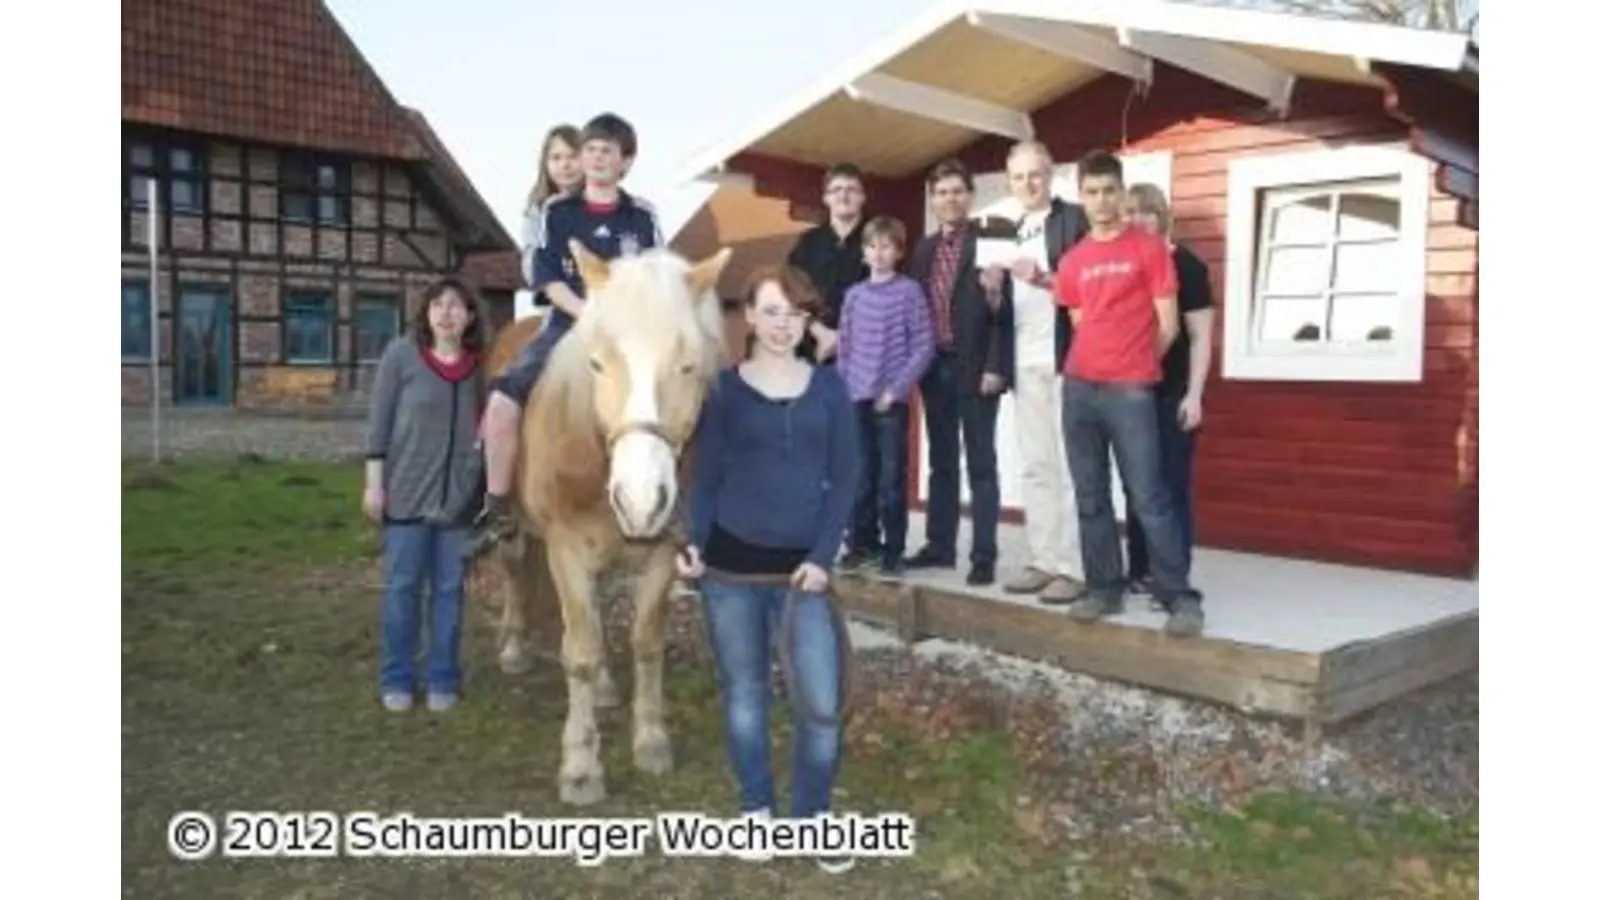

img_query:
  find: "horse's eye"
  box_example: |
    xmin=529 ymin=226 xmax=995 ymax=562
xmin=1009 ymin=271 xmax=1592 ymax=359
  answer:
xmin=588 ymin=356 xmax=604 ymax=373
xmin=677 ymin=362 xmax=695 ymax=375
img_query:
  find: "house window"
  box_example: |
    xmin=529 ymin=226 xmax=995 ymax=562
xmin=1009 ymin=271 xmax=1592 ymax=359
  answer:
xmin=122 ymin=281 xmax=153 ymax=360
xmin=281 ymin=154 xmax=351 ymax=225
xmin=284 ymin=293 xmax=335 ymax=363
xmin=126 ymin=138 xmax=206 ymax=214
xmin=355 ymin=295 xmax=401 ymax=361
xmin=1222 ymin=145 xmax=1431 ymax=382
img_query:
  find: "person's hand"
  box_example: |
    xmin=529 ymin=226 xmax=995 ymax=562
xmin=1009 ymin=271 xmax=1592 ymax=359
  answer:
xmin=791 ymin=562 xmax=829 ymax=593
xmin=1009 ymin=258 xmax=1040 ymax=285
xmin=874 ymin=391 xmax=893 ymax=413
xmin=979 ymin=263 xmax=1006 ymax=292
xmin=812 ymin=325 xmax=839 ymax=361
xmin=676 ymin=545 xmax=705 ymax=580
xmin=1177 ymin=392 xmax=1203 ymax=431
xmin=361 ymin=487 xmax=384 ymax=521
xmin=979 ymin=373 xmax=1004 ymax=395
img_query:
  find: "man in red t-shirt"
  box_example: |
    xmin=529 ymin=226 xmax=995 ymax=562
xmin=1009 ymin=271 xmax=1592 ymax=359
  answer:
xmin=1052 ymin=150 xmax=1203 ymax=636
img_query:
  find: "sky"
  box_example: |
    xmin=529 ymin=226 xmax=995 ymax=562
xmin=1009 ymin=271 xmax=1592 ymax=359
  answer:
xmin=323 ymin=0 xmax=938 ymax=243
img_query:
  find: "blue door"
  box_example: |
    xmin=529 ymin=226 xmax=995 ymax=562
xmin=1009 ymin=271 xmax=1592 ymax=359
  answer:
xmin=175 ymin=289 xmax=232 ymax=405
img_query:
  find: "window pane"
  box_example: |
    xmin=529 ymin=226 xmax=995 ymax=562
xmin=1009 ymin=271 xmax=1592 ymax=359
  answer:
xmin=316 ymin=164 xmax=339 ymax=190
xmin=282 ymin=193 xmax=314 ymax=221
xmin=129 ymin=143 xmax=154 ymax=168
xmin=356 ymin=301 xmax=398 ymax=361
xmin=1262 ymin=245 xmax=1329 ymax=294
xmin=1331 ymin=239 xmax=1401 ymax=293
xmin=1267 ymin=193 xmax=1331 ymax=243
xmin=1337 ymin=190 xmax=1400 ymax=241
xmin=170 ymin=179 xmax=201 ymax=212
xmin=170 ymin=147 xmax=196 ymax=172
xmin=286 ymin=299 xmax=332 ymax=361
xmin=130 ymin=177 xmax=150 ymax=205
xmin=122 ymin=285 xmax=150 ymax=356
xmin=1256 ymin=295 xmax=1326 ymax=343
xmin=1328 ymin=293 xmax=1399 ymax=343
xmin=317 ymin=195 xmax=345 ymax=223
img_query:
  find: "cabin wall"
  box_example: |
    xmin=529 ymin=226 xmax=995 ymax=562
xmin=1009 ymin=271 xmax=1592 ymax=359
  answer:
xmin=934 ymin=67 xmax=1477 ymax=576
xmin=120 ymin=128 xmax=466 ymax=411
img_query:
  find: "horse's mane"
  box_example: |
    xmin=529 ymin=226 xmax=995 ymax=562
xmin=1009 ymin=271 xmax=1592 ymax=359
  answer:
xmin=527 ymin=250 xmax=727 ymax=515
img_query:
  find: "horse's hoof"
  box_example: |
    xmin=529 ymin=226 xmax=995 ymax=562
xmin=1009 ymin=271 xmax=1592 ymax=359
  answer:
xmin=594 ymin=677 xmax=620 ymax=709
xmin=633 ymin=736 xmax=674 ymax=776
xmin=498 ymin=646 xmax=532 ymax=675
xmin=558 ymin=772 xmax=608 ymax=806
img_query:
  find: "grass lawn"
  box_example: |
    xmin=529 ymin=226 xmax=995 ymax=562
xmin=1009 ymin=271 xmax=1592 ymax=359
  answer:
xmin=122 ymin=458 xmax=1477 ymax=898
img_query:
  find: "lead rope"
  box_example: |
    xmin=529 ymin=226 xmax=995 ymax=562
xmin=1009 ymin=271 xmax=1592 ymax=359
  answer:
xmin=696 ymin=566 xmax=855 ymax=730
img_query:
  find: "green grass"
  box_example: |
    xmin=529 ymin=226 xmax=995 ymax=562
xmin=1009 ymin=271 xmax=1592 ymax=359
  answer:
xmin=122 ymin=458 xmax=1477 ymax=898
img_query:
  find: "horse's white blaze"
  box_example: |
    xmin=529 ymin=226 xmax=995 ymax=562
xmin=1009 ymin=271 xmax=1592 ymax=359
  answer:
xmin=608 ymin=338 xmax=678 ymax=538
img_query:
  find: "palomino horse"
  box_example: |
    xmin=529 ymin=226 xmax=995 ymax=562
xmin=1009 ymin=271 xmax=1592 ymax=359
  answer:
xmin=487 ymin=241 xmax=731 ymax=806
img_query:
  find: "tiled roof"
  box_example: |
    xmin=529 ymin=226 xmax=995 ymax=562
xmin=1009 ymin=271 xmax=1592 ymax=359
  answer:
xmin=123 ymin=0 xmax=423 ymax=160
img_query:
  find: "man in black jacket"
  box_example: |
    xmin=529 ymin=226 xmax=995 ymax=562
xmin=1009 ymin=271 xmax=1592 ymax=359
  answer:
xmin=902 ymin=158 xmax=1014 ymax=586
xmin=993 ymin=140 xmax=1092 ymax=605
xmin=786 ymin=162 xmax=869 ymax=363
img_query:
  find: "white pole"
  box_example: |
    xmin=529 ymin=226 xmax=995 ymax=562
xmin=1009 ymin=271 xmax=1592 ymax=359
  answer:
xmin=147 ymin=177 xmax=161 ymax=463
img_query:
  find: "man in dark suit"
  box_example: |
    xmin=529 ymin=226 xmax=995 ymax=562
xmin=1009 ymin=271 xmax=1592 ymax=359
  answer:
xmin=903 ymin=158 xmax=1014 ymax=586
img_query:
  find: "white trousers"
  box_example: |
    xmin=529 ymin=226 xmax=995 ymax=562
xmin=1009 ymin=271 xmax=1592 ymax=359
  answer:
xmin=1011 ymin=364 xmax=1082 ymax=579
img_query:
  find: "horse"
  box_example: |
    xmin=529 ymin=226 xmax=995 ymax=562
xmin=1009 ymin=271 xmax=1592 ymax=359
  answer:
xmin=487 ymin=240 xmax=732 ymax=806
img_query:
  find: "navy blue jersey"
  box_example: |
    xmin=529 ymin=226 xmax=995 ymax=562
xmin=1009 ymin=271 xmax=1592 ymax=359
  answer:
xmin=526 ymin=190 xmax=663 ymax=321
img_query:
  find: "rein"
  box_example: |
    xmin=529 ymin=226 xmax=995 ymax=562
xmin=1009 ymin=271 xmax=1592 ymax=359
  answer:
xmin=695 ymin=566 xmax=855 ymax=731
xmin=605 ymin=420 xmax=684 ymax=457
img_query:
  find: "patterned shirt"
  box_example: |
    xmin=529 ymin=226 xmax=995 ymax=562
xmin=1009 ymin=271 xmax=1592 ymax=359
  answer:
xmin=836 ymin=275 xmax=937 ymax=403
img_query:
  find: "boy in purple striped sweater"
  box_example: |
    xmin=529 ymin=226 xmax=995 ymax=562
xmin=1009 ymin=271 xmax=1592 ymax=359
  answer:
xmin=837 ymin=215 xmax=937 ymax=575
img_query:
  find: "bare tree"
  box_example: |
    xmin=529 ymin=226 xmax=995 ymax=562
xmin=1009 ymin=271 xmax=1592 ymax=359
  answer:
xmin=1212 ymin=0 xmax=1477 ymax=33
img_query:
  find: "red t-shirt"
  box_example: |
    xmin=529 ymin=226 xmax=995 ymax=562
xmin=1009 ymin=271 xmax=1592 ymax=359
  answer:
xmin=1052 ymin=227 xmax=1177 ymax=383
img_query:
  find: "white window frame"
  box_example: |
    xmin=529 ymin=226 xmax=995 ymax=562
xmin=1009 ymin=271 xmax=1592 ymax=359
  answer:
xmin=1222 ymin=144 xmax=1432 ymax=382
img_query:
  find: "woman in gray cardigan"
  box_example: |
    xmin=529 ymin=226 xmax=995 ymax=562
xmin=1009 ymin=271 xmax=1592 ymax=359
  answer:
xmin=363 ymin=275 xmax=491 ymax=712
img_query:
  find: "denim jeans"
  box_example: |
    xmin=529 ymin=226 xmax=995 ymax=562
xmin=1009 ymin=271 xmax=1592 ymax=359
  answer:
xmin=849 ymin=401 xmax=910 ymax=559
xmin=1060 ymin=378 xmax=1198 ymax=605
xmin=490 ymin=313 xmax=571 ymax=407
xmin=699 ymin=577 xmax=844 ymax=818
xmin=380 ymin=522 xmax=469 ymax=695
xmin=1125 ymin=389 xmax=1197 ymax=583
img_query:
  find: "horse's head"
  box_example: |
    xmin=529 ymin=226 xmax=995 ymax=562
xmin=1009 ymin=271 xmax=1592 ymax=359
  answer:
xmin=566 ymin=239 xmax=731 ymax=539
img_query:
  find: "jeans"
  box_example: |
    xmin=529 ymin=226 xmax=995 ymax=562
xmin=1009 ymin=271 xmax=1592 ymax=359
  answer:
xmin=1125 ymin=390 xmax=1197 ymax=583
xmin=918 ymin=352 xmax=1001 ymax=564
xmin=699 ymin=577 xmax=844 ymax=818
xmin=849 ymin=401 xmax=910 ymax=559
xmin=380 ymin=522 xmax=469 ymax=695
xmin=1060 ymin=377 xmax=1198 ymax=605
xmin=490 ymin=314 xmax=571 ymax=406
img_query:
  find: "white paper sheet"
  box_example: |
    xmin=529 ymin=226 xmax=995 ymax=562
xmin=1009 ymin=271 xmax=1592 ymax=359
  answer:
xmin=975 ymin=237 xmax=1018 ymax=269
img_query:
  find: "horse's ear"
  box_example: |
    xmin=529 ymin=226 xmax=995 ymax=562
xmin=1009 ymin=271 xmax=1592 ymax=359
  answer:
xmin=569 ymin=239 xmax=610 ymax=292
xmin=686 ymin=247 xmax=732 ymax=299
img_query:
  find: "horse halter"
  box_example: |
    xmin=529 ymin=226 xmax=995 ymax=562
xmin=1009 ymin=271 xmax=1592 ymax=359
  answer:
xmin=605 ymin=419 xmax=685 ymax=458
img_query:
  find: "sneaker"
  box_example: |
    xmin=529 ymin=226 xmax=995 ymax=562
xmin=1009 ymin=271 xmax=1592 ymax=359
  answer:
xmin=879 ymin=555 xmax=906 ymax=577
xmin=1038 ymin=575 xmax=1087 ymax=605
xmin=818 ymin=855 xmax=856 ymax=874
xmin=464 ymin=495 xmax=516 ymax=561
xmin=736 ymin=809 xmax=773 ymax=862
xmin=381 ymin=692 xmax=413 ymax=712
xmin=426 ymin=691 xmax=458 ymax=712
xmin=1003 ymin=566 xmax=1055 ymax=594
xmin=1067 ymin=593 xmax=1124 ymax=622
xmin=1164 ymin=597 xmax=1205 ymax=637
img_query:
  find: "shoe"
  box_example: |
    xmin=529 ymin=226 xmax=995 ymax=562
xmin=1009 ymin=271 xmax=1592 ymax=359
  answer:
xmin=1067 ymin=593 xmax=1124 ymax=621
xmin=736 ymin=809 xmax=773 ymax=862
xmin=1164 ymin=597 xmax=1205 ymax=637
xmin=879 ymin=555 xmax=906 ymax=577
xmin=965 ymin=562 xmax=995 ymax=586
xmin=818 ymin=855 xmax=856 ymax=874
xmin=1003 ymin=566 xmax=1055 ymax=594
xmin=464 ymin=495 xmax=516 ymax=561
xmin=903 ymin=546 xmax=955 ymax=569
xmin=381 ymin=692 xmax=413 ymax=712
xmin=426 ymin=691 xmax=458 ymax=712
xmin=838 ymin=549 xmax=876 ymax=572
xmin=1038 ymin=575 xmax=1087 ymax=605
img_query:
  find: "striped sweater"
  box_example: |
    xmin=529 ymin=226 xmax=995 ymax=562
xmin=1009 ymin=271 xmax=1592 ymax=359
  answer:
xmin=836 ymin=274 xmax=937 ymax=403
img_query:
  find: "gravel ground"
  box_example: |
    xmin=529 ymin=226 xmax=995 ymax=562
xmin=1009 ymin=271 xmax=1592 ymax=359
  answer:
xmin=476 ymin=572 xmax=1477 ymax=847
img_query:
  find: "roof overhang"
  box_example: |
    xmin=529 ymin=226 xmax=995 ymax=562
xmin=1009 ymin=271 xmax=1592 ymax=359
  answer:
xmin=675 ymin=0 xmax=1478 ymax=183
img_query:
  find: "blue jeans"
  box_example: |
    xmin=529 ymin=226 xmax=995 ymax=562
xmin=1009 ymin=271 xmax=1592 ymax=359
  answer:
xmin=849 ymin=401 xmax=910 ymax=559
xmin=489 ymin=313 xmax=571 ymax=407
xmin=699 ymin=577 xmax=844 ymax=818
xmin=1061 ymin=378 xmax=1198 ymax=606
xmin=380 ymin=522 xmax=469 ymax=695
xmin=1125 ymin=390 xmax=1197 ymax=583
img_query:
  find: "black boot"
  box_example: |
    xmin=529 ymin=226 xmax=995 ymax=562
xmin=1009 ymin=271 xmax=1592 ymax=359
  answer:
xmin=464 ymin=493 xmax=515 ymax=561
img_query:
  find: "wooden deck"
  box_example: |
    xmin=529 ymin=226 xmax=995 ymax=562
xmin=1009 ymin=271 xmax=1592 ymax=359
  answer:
xmin=834 ymin=514 xmax=1478 ymax=738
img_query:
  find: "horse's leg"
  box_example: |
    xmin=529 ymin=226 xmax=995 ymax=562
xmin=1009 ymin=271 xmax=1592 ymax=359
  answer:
xmin=590 ymin=571 xmax=620 ymax=708
xmin=629 ymin=543 xmax=676 ymax=776
xmin=496 ymin=534 xmax=535 ymax=674
xmin=547 ymin=531 xmax=608 ymax=806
